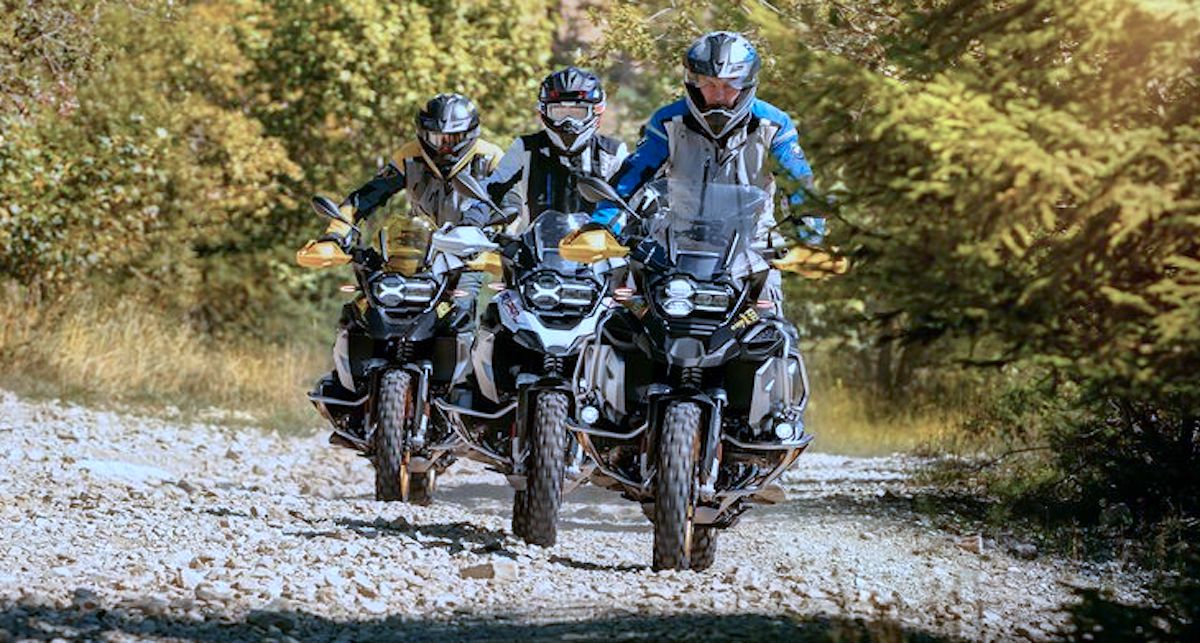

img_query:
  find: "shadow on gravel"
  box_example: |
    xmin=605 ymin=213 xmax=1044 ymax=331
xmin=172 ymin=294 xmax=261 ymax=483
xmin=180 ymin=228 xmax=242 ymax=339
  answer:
xmin=761 ymin=489 xmax=994 ymax=527
xmin=0 ymin=602 xmax=959 ymax=642
xmin=548 ymin=554 xmax=646 ymax=573
xmin=325 ymin=518 xmax=514 ymax=556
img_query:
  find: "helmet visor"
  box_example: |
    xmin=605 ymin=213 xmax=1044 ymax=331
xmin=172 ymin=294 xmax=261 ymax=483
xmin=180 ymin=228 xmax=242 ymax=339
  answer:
xmin=543 ymin=102 xmax=596 ymax=125
xmin=422 ymin=130 xmax=470 ymax=152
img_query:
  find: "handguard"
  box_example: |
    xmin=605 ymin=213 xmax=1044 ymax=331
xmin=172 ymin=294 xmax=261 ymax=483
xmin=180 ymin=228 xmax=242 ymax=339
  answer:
xmin=296 ymin=239 xmax=351 ymax=268
xmin=770 ymin=245 xmax=850 ymax=279
xmin=466 ymin=251 xmax=503 ymax=275
xmin=559 ymin=226 xmax=629 ymax=264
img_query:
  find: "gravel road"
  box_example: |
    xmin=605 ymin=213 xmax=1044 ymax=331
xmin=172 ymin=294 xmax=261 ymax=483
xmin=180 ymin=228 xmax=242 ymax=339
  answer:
xmin=0 ymin=389 xmax=1148 ymax=641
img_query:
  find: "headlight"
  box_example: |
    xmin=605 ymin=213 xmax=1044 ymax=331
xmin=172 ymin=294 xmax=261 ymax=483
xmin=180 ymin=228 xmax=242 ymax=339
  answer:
xmin=658 ymin=278 xmax=734 ymax=317
xmin=372 ymin=275 xmax=436 ymax=307
xmin=694 ymin=285 xmax=733 ymax=313
xmin=662 ymin=298 xmax=695 ymax=317
xmin=661 ymin=278 xmax=696 ymax=317
xmin=523 ymin=272 xmax=595 ymax=311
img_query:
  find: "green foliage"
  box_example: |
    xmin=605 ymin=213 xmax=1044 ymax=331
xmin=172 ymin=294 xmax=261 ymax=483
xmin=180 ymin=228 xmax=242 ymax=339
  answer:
xmin=590 ymin=0 xmax=1200 ymax=561
xmin=1 ymin=0 xmax=557 ymax=339
xmin=241 ymin=0 xmax=554 ymax=192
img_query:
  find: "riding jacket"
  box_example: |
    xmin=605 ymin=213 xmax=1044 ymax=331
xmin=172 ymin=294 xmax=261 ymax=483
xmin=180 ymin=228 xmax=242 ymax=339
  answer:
xmin=593 ymin=98 xmax=823 ymax=243
xmin=472 ymin=131 xmax=627 ymax=230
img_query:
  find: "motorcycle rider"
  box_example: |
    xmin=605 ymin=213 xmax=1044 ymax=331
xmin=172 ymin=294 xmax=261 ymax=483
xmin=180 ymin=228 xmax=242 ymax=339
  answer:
xmin=465 ymin=67 xmax=627 ymax=230
xmin=589 ymin=31 xmax=824 ymax=309
xmin=296 ymin=93 xmax=504 ymax=424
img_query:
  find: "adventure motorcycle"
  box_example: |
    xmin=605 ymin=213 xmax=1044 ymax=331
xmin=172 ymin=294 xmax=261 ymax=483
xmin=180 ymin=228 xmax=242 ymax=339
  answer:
xmin=305 ymin=180 xmax=502 ymax=503
xmin=436 ymin=210 xmax=617 ymax=546
xmin=561 ymin=177 xmax=828 ymax=570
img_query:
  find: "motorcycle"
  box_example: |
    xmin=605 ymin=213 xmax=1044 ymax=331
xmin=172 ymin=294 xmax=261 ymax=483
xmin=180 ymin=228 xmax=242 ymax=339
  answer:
xmin=560 ymin=177 xmax=828 ymax=570
xmin=435 ymin=209 xmax=618 ymax=546
xmin=305 ymin=177 xmax=506 ymax=503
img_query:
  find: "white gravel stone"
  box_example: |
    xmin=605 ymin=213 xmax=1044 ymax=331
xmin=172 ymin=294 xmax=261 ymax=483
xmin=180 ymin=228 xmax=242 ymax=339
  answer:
xmin=0 ymin=390 xmax=1154 ymax=642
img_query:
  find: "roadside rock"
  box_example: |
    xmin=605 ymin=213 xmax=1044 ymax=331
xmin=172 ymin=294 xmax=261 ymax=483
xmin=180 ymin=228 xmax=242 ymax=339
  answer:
xmin=194 ymin=581 xmax=235 ymax=602
xmin=459 ymin=559 xmax=519 ymax=581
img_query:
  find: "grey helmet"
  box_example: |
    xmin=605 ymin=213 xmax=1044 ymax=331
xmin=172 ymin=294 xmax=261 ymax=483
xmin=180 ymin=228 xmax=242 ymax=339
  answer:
xmin=538 ymin=67 xmax=606 ymax=155
xmin=682 ymin=31 xmax=761 ymax=140
xmin=416 ymin=93 xmax=481 ymax=171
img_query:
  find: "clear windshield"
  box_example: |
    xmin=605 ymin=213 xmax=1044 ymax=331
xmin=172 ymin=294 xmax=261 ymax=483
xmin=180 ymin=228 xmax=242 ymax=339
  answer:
xmin=533 ymin=210 xmax=591 ymax=272
xmin=648 ymin=178 xmax=768 ymax=279
xmin=380 ymin=215 xmax=437 ymax=276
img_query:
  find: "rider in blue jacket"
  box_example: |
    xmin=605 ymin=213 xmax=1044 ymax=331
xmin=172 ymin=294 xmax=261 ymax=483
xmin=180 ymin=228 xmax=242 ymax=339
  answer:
xmin=593 ymin=31 xmax=824 ymax=252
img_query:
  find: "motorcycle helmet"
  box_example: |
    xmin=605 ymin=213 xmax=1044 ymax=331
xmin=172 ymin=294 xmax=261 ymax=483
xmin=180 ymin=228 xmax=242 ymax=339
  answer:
xmin=538 ymin=67 xmax=606 ymax=155
xmin=682 ymin=31 xmax=761 ymax=140
xmin=416 ymin=93 xmax=481 ymax=173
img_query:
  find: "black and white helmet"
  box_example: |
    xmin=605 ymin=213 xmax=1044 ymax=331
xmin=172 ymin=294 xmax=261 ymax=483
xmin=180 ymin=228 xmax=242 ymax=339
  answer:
xmin=416 ymin=93 xmax=481 ymax=170
xmin=538 ymin=67 xmax=606 ymax=155
xmin=682 ymin=31 xmax=761 ymax=140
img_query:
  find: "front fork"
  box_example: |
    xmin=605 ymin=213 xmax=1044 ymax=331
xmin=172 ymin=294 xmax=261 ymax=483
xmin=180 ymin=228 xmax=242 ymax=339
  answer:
xmin=511 ymin=355 xmax=567 ymax=476
xmin=408 ymin=361 xmax=433 ymax=450
xmin=648 ymin=367 xmax=726 ymax=502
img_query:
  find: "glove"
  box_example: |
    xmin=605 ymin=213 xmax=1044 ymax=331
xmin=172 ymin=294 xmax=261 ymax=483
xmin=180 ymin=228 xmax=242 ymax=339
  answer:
xmin=591 ymin=204 xmax=622 ymax=231
xmin=461 ymin=202 xmax=491 ymax=228
xmin=628 ymin=236 xmax=671 ymax=272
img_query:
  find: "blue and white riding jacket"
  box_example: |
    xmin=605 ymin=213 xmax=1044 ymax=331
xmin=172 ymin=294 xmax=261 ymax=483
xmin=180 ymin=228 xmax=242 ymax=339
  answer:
xmin=593 ymin=98 xmax=824 ymax=244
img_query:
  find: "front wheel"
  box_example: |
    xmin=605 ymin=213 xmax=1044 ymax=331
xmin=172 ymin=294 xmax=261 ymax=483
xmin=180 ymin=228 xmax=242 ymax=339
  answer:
xmin=653 ymin=401 xmax=702 ymax=571
xmin=512 ymin=391 xmax=568 ymax=546
xmin=689 ymin=526 xmax=719 ymax=571
xmin=373 ymin=370 xmax=429 ymax=503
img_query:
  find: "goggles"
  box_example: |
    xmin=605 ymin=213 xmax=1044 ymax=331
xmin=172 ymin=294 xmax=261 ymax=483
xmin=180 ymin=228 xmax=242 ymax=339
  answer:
xmin=685 ymin=70 xmax=754 ymax=91
xmin=542 ymin=101 xmax=601 ymax=126
xmin=422 ymin=130 xmax=470 ymax=151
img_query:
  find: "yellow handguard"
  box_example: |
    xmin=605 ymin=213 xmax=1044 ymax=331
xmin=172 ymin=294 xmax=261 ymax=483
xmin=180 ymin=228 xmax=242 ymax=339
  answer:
xmin=296 ymin=239 xmax=351 ymax=269
xmin=770 ymin=246 xmax=850 ymax=279
xmin=558 ymin=228 xmax=628 ymax=264
xmin=466 ymin=251 xmax=503 ymax=275
xmin=297 ymin=205 xmax=356 ymax=269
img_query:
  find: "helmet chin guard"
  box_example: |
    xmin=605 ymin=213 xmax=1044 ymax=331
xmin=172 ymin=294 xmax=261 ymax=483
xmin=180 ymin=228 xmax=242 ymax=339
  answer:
xmin=545 ymin=126 xmax=596 ymax=155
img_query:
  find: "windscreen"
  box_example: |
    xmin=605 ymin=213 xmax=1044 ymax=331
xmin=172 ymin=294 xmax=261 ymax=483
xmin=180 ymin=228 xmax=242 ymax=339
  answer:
xmin=532 ymin=210 xmax=591 ymax=273
xmin=649 ymin=179 xmax=769 ymax=279
xmin=380 ymin=215 xmax=436 ymax=276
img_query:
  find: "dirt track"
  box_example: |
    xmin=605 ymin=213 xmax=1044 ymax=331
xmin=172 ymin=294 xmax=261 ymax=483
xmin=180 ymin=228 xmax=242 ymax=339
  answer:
xmin=0 ymin=390 xmax=1148 ymax=641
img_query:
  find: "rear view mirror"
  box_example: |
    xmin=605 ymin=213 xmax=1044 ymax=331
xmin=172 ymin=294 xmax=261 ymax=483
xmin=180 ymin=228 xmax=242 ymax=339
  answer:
xmin=451 ymin=173 xmax=491 ymax=203
xmin=452 ymin=174 xmax=512 ymax=226
xmin=489 ymin=207 xmax=520 ymax=227
xmin=311 ymin=196 xmax=361 ymax=234
xmin=577 ymin=176 xmax=631 ymax=212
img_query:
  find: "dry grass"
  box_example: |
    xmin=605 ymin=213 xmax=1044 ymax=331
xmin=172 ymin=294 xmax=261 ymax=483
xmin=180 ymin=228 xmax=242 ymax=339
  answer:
xmin=0 ymin=284 xmax=326 ymax=432
xmin=804 ymin=377 xmax=964 ymax=456
xmin=0 ymin=283 xmax=968 ymax=451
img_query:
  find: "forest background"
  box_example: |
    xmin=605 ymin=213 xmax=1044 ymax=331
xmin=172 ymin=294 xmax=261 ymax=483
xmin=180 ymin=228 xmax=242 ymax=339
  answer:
xmin=2 ymin=0 xmax=1198 ymax=630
